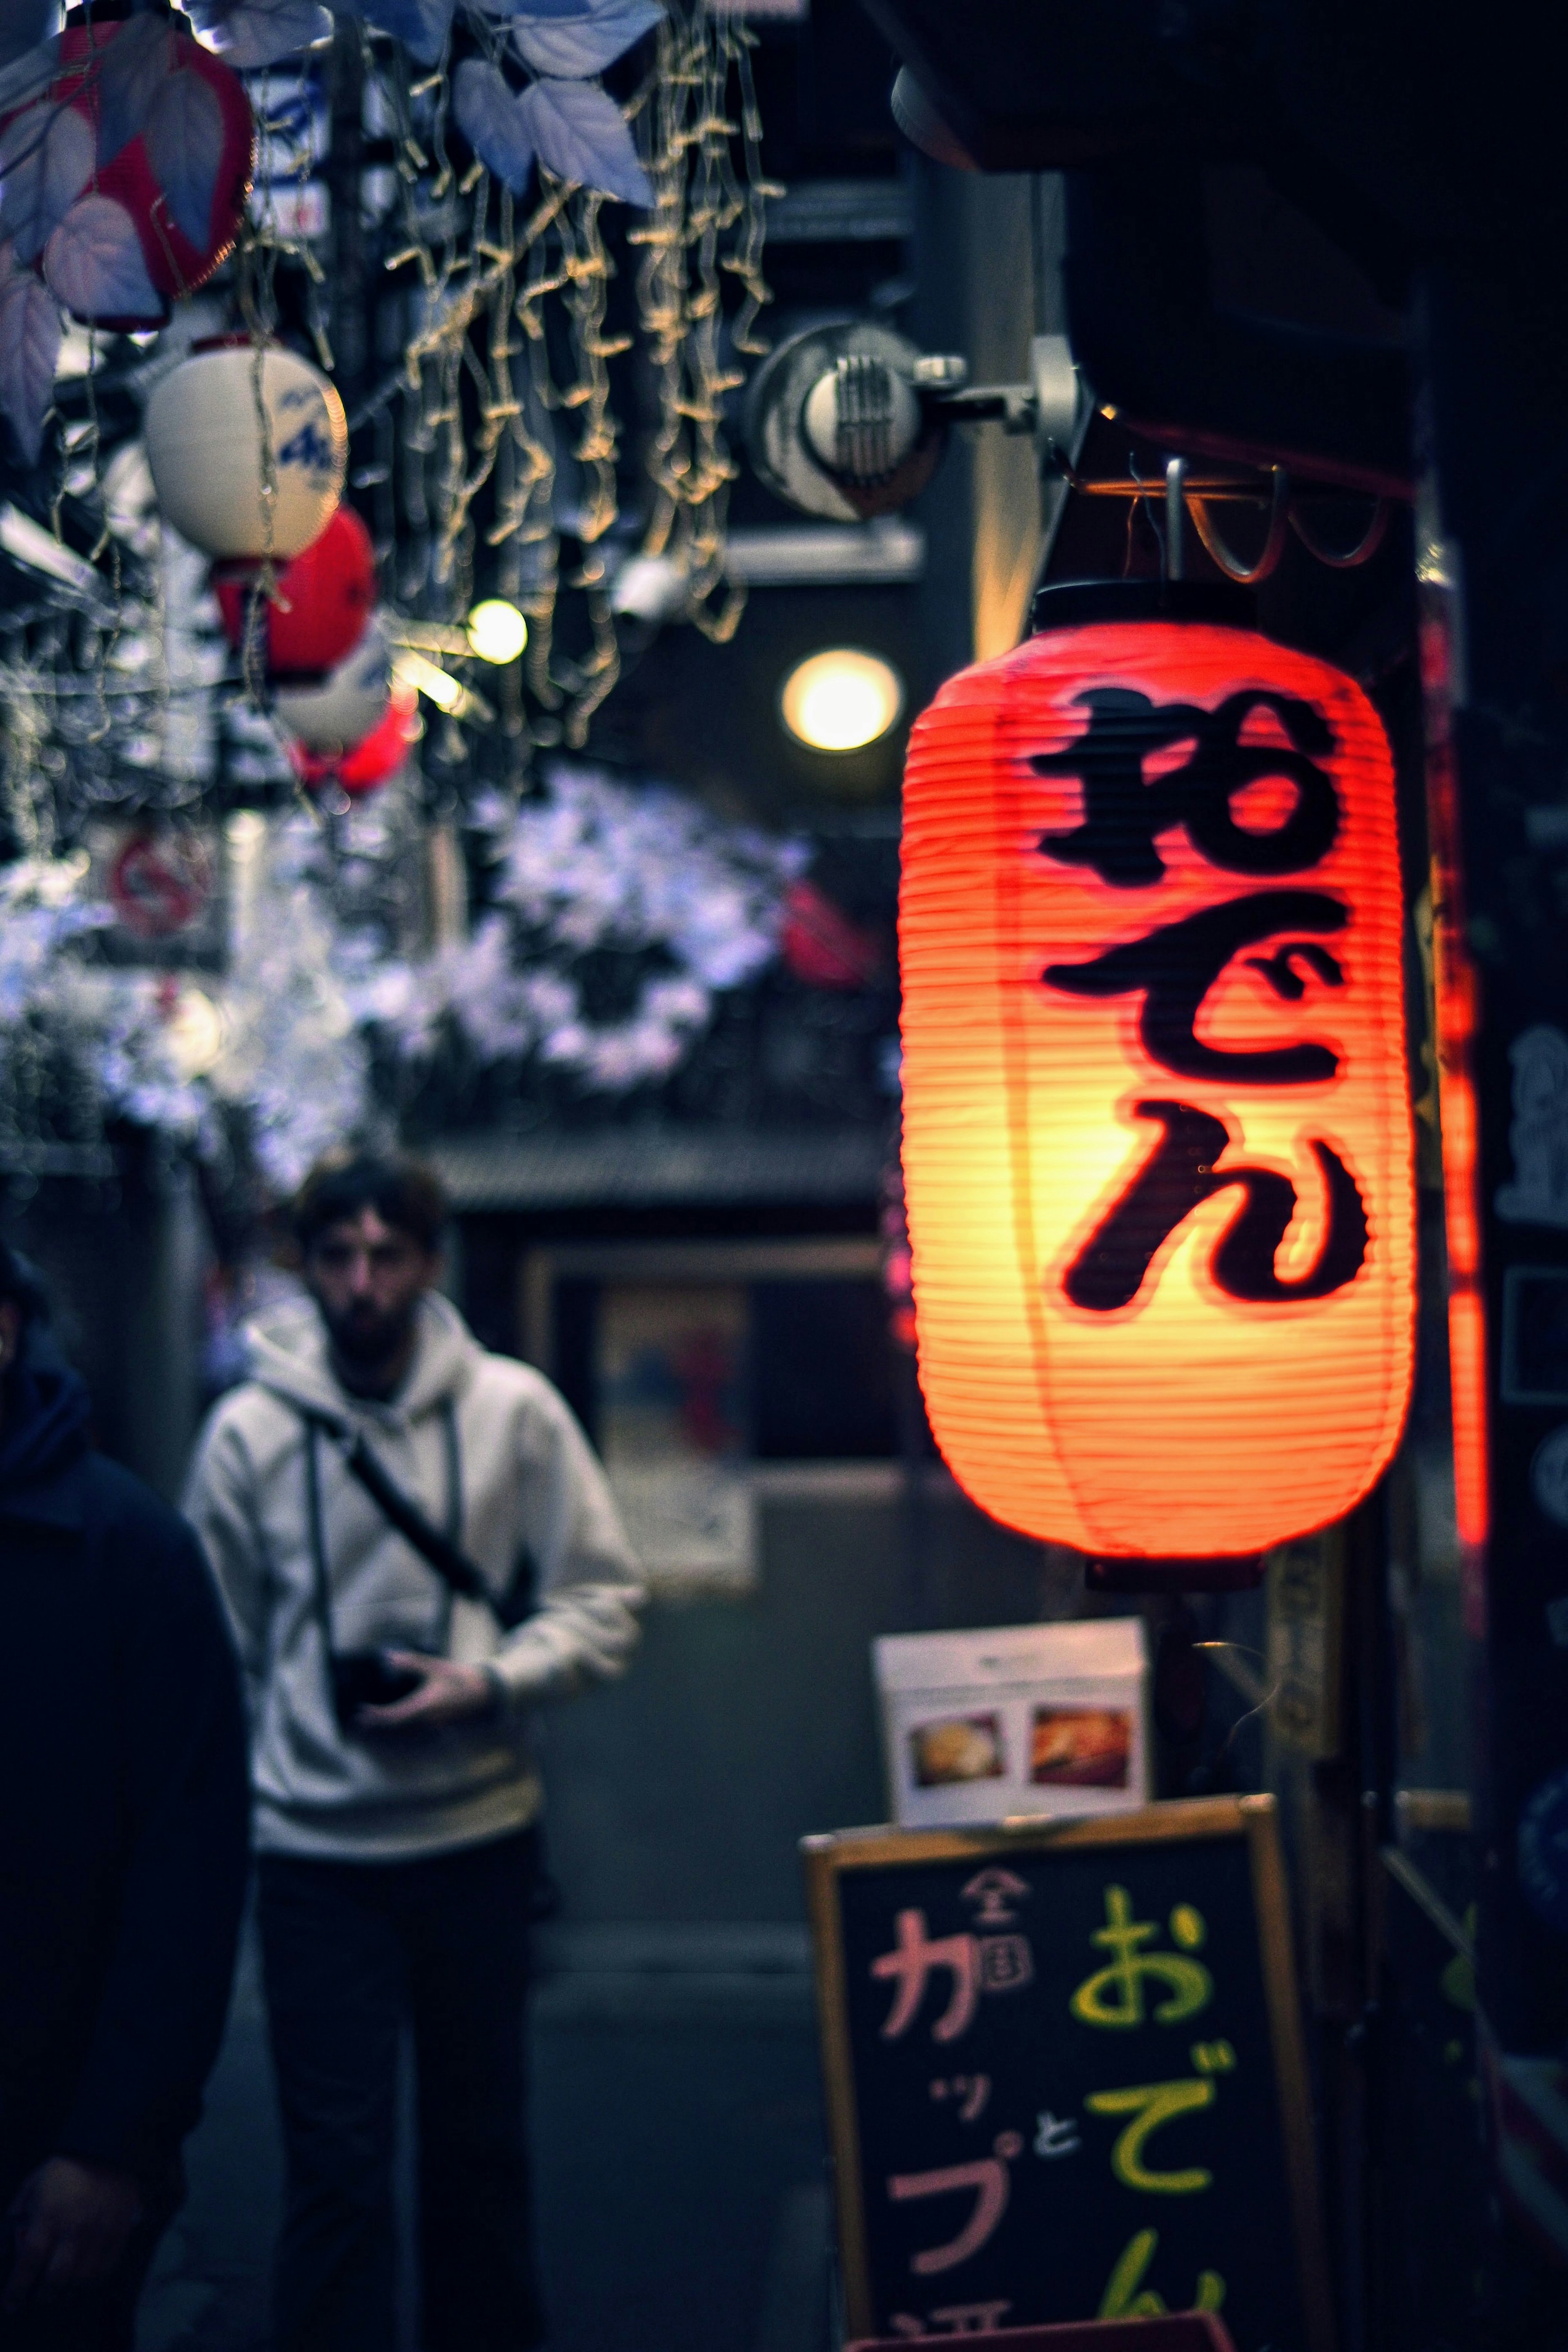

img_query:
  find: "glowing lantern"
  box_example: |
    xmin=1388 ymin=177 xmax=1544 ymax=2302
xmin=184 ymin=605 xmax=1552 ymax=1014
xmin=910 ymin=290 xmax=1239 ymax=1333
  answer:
xmin=144 ymin=339 xmax=346 ymax=562
xmin=274 ymin=615 xmax=392 ymax=753
xmin=11 ymin=8 xmax=254 ymax=330
xmin=214 ymin=506 xmax=376 ymax=681
xmin=898 ymin=581 xmax=1416 ymax=1564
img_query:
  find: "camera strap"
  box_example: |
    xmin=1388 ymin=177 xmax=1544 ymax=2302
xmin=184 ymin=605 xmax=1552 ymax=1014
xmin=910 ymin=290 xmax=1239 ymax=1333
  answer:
xmin=298 ymin=1402 xmax=487 ymax=1603
xmin=297 ymin=1403 xmax=537 ymax=1659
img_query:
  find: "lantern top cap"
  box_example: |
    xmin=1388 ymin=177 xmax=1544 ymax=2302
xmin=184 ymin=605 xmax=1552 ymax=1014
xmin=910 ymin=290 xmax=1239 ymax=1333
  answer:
xmin=1029 ymin=577 xmax=1258 ymax=635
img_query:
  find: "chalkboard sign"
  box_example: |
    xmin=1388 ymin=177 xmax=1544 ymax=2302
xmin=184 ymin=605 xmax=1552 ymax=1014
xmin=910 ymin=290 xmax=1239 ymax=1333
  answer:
xmin=803 ymin=1795 xmax=1332 ymax=2352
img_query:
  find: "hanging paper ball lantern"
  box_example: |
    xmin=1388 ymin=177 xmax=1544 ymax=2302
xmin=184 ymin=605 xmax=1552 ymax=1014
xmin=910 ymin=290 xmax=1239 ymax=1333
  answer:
xmin=273 ymin=615 xmax=392 ymax=753
xmin=214 ymin=506 xmax=376 ymax=682
xmin=144 ymin=339 xmax=346 ymax=562
xmin=898 ymin=580 xmax=1416 ymax=1565
xmin=338 ymin=689 xmax=420 ymax=795
xmin=14 ymin=6 xmax=255 ymax=331
xmin=287 ymin=683 xmax=420 ymax=799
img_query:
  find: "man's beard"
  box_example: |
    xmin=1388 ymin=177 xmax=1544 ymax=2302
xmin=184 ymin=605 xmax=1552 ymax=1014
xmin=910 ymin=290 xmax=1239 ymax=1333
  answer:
xmin=324 ymin=1299 xmax=416 ymax=1372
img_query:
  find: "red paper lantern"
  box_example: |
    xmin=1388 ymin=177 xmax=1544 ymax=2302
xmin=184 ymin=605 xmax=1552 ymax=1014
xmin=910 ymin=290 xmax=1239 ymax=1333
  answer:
xmin=214 ymin=508 xmax=376 ymax=682
xmin=31 ymin=6 xmax=254 ymax=330
xmin=898 ymin=582 xmax=1416 ymax=1563
xmin=290 ymin=685 xmax=420 ymax=798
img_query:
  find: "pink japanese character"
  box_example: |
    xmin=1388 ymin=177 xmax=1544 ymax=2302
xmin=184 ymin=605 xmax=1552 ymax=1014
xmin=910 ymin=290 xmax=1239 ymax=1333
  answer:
xmin=928 ymin=2075 xmax=991 ymax=2122
xmin=873 ymin=1910 xmax=980 ymax=2043
xmin=977 ymin=1933 xmax=1034 ymax=1994
xmin=961 ymin=1868 xmax=1030 ymax=1926
xmin=889 ymin=2133 xmax=1022 ymax=2275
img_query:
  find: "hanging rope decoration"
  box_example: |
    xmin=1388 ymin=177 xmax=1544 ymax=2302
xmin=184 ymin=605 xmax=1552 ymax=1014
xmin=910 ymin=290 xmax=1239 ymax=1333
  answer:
xmin=631 ymin=0 xmax=775 ymax=648
xmin=0 ymin=0 xmax=776 ymax=780
xmin=287 ymin=0 xmax=778 ymax=750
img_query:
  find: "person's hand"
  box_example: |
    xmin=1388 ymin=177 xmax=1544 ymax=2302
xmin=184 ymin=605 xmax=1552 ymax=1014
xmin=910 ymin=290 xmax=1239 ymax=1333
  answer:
xmin=356 ymin=1652 xmax=497 ymax=1732
xmin=3 ymin=2158 xmax=143 ymax=2311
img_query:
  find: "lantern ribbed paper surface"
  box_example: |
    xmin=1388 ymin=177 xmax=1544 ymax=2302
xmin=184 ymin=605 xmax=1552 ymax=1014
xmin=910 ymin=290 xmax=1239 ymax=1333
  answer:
xmin=899 ymin=604 xmax=1415 ymax=1559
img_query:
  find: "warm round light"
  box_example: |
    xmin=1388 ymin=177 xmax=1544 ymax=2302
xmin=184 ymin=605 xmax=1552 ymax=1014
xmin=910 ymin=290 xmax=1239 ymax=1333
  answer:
xmin=780 ymin=648 xmax=903 ymax=752
xmin=466 ymin=598 xmax=528 ymax=665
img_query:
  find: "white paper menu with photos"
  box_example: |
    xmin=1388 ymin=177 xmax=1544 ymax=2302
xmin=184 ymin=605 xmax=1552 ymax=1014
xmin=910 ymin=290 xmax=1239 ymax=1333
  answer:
xmin=873 ymin=1617 xmax=1150 ymax=1829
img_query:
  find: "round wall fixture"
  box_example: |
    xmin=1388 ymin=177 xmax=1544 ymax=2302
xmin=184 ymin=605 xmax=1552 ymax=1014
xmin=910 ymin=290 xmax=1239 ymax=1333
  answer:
xmin=780 ymin=649 xmax=904 ymax=752
xmin=466 ymin=598 xmax=528 ymax=664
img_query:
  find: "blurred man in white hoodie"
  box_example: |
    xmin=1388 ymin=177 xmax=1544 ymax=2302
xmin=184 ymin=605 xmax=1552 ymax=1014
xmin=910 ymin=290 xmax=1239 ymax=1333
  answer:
xmin=184 ymin=1153 xmax=644 ymax=2352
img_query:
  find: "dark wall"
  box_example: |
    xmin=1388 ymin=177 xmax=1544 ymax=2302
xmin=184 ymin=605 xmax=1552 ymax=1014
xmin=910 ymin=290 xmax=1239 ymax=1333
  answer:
xmin=539 ymin=1479 xmax=1072 ymax=1924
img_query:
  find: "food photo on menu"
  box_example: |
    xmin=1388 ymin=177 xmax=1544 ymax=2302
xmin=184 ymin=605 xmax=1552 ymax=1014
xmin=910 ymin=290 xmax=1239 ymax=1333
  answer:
xmin=909 ymin=1712 xmax=1007 ymax=1786
xmin=1029 ymin=1705 xmax=1134 ymax=1788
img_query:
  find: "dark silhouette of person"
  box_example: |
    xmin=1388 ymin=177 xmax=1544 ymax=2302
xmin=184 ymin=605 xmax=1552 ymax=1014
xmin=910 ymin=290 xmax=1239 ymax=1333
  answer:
xmin=0 ymin=1244 xmax=249 ymax=2352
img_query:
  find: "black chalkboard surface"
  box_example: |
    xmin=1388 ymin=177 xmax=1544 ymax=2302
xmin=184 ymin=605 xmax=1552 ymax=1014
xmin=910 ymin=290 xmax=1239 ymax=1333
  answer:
xmin=804 ymin=1795 xmax=1331 ymax=2352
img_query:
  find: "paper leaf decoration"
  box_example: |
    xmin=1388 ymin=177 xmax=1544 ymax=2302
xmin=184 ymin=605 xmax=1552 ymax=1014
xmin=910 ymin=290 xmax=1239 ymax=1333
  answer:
xmin=0 ymin=259 xmax=61 ymax=464
xmin=193 ymin=0 xmax=333 ymax=69
xmin=141 ymin=69 xmax=224 ymax=248
xmin=518 ymin=78 xmax=650 ymax=204
xmin=510 ymin=0 xmax=661 ymax=79
xmin=470 ymin=0 xmax=600 ymax=16
xmin=0 ymin=37 xmax=60 ymax=117
xmin=452 ymin=59 xmax=535 ymax=193
xmin=43 ymin=193 xmax=162 ymax=323
xmin=95 ymin=13 xmax=174 ymax=169
xmin=356 ymin=0 xmax=455 ymax=66
xmin=0 ymin=101 xmax=94 ymax=267
xmin=0 ymin=0 xmax=51 ymax=73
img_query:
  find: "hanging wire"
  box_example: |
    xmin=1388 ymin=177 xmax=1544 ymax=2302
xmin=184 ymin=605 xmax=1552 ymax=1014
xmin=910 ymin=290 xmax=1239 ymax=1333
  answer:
xmin=1290 ymin=495 xmax=1391 ymax=570
xmin=1191 ymin=1641 xmax=1282 ymax=1763
xmin=1186 ymin=465 xmax=1292 ymax=584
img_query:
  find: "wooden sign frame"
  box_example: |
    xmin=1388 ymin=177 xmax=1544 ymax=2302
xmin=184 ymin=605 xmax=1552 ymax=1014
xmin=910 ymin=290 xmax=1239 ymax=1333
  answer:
xmin=803 ymin=1793 xmax=1334 ymax=2352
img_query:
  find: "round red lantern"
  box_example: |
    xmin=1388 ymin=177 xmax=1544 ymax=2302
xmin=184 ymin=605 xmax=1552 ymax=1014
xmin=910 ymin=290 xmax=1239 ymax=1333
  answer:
xmin=215 ymin=507 xmax=376 ymax=682
xmin=898 ymin=580 xmax=1416 ymax=1563
xmin=19 ymin=4 xmax=254 ymax=331
xmin=289 ymin=685 xmax=420 ymax=798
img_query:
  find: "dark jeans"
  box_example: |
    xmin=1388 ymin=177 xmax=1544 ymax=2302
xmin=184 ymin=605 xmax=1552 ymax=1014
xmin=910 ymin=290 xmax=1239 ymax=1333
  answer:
xmin=257 ymin=1827 xmax=543 ymax=2352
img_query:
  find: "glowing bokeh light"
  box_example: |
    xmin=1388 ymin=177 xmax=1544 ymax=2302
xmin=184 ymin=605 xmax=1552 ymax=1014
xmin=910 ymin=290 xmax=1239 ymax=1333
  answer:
xmin=780 ymin=648 xmax=903 ymax=752
xmin=465 ymin=598 xmax=529 ymax=665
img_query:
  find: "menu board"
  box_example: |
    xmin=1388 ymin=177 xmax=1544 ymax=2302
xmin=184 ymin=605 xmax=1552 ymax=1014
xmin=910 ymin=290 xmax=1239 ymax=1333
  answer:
xmin=803 ymin=1795 xmax=1332 ymax=2350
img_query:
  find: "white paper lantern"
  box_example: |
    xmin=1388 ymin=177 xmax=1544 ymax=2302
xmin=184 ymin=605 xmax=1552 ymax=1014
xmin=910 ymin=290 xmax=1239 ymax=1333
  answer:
xmin=274 ymin=615 xmax=392 ymax=752
xmin=145 ymin=339 xmax=347 ymax=562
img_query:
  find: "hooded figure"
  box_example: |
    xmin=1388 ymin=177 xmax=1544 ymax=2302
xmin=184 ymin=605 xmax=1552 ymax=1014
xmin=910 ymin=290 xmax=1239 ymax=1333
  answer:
xmin=182 ymin=1151 xmax=644 ymax=2352
xmin=0 ymin=1246 xmax=249 ymax=2352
